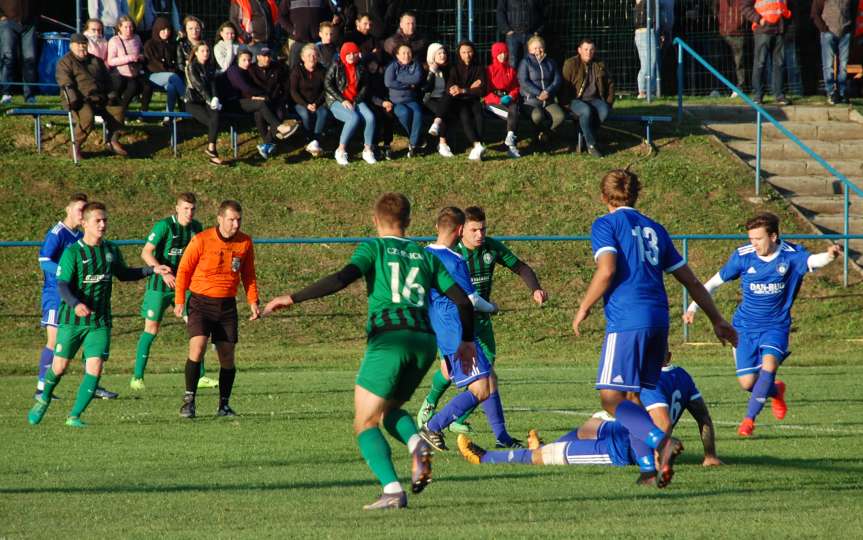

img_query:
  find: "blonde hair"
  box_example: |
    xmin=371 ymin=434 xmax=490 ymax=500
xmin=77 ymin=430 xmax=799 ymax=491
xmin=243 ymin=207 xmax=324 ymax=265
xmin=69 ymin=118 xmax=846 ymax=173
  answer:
xmin=527 ymin=35 xmax=545 ymax=51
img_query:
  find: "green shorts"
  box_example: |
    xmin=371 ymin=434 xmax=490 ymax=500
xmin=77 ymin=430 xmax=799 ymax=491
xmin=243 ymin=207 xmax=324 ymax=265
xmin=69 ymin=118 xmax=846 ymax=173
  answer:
xmin=54 ymin=325 xmax=111 ymax=361
xmin=356 ymin=330 xmax=437 ymax=401
xmin=140 ymin=289 xmax=189 ymax=322
xmin=475 ymin=317 xmax=496 ymax=364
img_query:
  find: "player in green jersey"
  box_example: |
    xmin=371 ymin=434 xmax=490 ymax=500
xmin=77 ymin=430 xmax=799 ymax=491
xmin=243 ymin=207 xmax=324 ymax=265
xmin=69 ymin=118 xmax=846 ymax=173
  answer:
xmin=28 ymin=202 xmax=171 ymax=428
xmin=264 ymin=193 xmax=477 ymax=511
xmin=130 ymin=193 xmax=215 ymax=390
xmin=417 ymin=205 xmax=548 ymax=441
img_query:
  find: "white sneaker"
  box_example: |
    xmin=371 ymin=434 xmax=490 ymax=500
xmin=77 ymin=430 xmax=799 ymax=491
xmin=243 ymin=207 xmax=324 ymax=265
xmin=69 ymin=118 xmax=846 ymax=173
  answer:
xmin=506 ymin=144 xmax=521 ymax=159
xmin=335 ymin=149 xmax=349 ymax=166
xmin=468 ymin=143 xmax=485 ymax=161
xmin=730 ymin=91 xmax=739 ymax=98
xmin=438 ymin=143 xmax=454 ymax=158
xmin=362 ymin=149 xmax=377 ymax=164
xmin=94 ymin=115 xmax=104 ymax=125
xmin=305 ymin=139 xmax=322 ymax=157
xmin=504 ymin=131 xmax=517 ymax=147
xmin=428 ymin=122 xmax=440 ymax=137
xmin=0 ymin=94 xmax=12 ymax=105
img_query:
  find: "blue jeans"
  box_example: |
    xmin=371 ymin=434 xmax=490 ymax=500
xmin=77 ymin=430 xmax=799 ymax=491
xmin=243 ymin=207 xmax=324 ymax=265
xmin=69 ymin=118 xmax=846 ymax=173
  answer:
xmin=294 ymin=103 xmax=331 ymax=139
xmin=0 ymin=20 xmax=37 ymax=97
xmin=505 ymin=32 xmax=529 ymax=68
xmin=819 ymin=32 xmax=851 ymax=97
xmin=329 ymin=101 xmax=375 ymax=147
xmin=148 ymin=72 xmax=186 ymax=111
xmin=569 ymin=98 xmax=610 ymax=148
xmin=393 ymin=100 xmax=423 ymax=146
xmin=634 ymin=29 xmax=659 ymax=94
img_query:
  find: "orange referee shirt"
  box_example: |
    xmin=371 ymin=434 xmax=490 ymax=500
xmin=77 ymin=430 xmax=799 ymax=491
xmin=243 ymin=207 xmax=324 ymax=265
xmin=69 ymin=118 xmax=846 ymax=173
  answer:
xmin=175 ymin=227 xmax=259 ymax=305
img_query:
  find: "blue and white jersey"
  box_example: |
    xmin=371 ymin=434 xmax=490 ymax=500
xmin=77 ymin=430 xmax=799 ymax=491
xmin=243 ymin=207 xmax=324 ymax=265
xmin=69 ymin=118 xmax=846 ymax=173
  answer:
xmin=426 ymin=244 xmax=476 ymax=356
xmin=641 ymin=365 xmax=702 ymax=429
xmin=719 ymin=241 xmax=811 ymax=330
xmin=38 ymin=221 xmax=83 ymax=307
xmin=590 ymin=207 xmax=685 ymax=332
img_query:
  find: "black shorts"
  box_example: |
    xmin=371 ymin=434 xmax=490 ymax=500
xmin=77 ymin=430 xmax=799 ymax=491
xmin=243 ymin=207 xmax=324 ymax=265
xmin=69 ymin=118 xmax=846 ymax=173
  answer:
xmin=187 ymin=293 xmax=238 ymax=343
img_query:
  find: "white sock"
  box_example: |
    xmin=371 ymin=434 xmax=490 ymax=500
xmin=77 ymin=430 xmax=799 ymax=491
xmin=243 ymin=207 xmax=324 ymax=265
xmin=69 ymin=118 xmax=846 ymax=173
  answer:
xmin=407 ymin=434 xmax=421 ymax=454
xmin=37 ymin=380 xmax=45 ymax=391
xmin=434 ymin=118 xmax=442 ymax=126
xmin=383 ymin=481 xmax=403 ymax=494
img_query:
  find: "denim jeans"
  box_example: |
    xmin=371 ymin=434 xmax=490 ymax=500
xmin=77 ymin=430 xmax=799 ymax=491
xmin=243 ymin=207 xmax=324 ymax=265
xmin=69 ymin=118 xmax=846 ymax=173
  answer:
xmin=0 ymin=19 xmax=37 ymax=98
xmin=148 ymin=72 xmax=186 ymax=111
xmin=634 ymin=28 xmax=659 ymax=94
xmin=294 ymin=103 xmax=331 ymax=139
xmin=569 ymin=98 xmax=610 ymax=147
xmin=329 ymin=100 xmax=375 ymax=146
xmin=722 ymin=35 xmax=747 ymax=90
xmin=393 ymin=100 xmax=423 ymax=146
xmin=819 ymin=32 xmax=851 ymax=97
xmin=753 ymin=32 xmax=784 ymax=99
xmin=505 ymin=32 xmax=529 ymax=69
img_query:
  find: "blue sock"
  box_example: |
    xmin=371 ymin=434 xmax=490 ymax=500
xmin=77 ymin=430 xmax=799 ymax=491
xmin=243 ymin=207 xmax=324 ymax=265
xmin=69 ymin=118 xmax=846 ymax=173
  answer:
xmin=746 ymin=369 xmax=776 ymax=420
xmin=480 ymin=448 xmax=533 ymax=464
xmin=481 ymin=391 xmax=513 ymax=444
xmin=629 ymin=436 xmax=657 ymax=472
xmin=744 ymin=379 xmax=778 ymax=398
xmin=427 ymin=391 xmax=479 ymax=432
xmin=37 ymin=347 xmax=53 ymax=386
xmin=615 ymin=400 xmax=665 ymax=449
xmin=554 ymin=429 xmax=582 ymax=444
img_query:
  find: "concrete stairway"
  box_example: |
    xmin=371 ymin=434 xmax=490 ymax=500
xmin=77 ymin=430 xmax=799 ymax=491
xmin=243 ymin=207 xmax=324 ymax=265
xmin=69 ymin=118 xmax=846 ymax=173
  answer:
xmin=690 ymin=105 xmax=863 ymax=266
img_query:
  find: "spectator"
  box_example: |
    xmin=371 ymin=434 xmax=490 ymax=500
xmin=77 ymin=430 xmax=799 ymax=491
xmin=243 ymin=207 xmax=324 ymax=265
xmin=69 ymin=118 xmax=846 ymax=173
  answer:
xmin=857 ymin=0 xmax=863 ymax=45
xmin=484 ymin=41 xmax=521 ymax=159
xmin=366 ymin=46 xmax=397 ymax=161
xmin=346 ymin=12 xmax=386 ymax=74
xmin=143 ymin=0 xmax=181 ymax=33
xmin=250 ymin=47 xmax=299 ymax=138
xmin=496 ymin=0 xmax=546 ymax=68
xmin=345 ymin=0 xmax=402 ymax=39
xmin=56 ymin=33 xmax=127 ymax=157
xmin=230 ymin=0 xmax=280 ymax=55
xmin=142 ymin=16 xmax=185 ymax=116
xmin=0 ymin=0 xmax=40 ymax=104
xmin=83 ymin=18 xmax=109 ymax=62
xmin=561 ymin=38 xmax=615 ymax=158
xmin=279 ymin=0 xmax=335 ymax=68
xmin=634 ymin=0 xmax=660 ymax=99
xmin=177 ymin=16 xmax=207 ymax=73
xmin=812 ymin=0 xmax=854 ymax=104
xmin=448 ymin=40 xmax=487 ymax=161
xmin=88 ymin=0 xmax=128 ymax=38
xmin=107 ymin=16 xmax=147 ymax=111
xmin=290 ymin=43 xmax=330 ymax=157
xmin=316 ymin=21 xmax=339 ymax=67
xmin=518 ymin=35 xmax=564 ymax=145
xmin=324 ymin=41 xmax=378 ymax=165
xmin=214 ymin=21 xmax=240 ymax=74
xmin=226 ymin=49 xmax=283 ymax=159
xmin=384 ymin=11 xmax=428 ymax=62
xmin=717 ymin=0 xmax=748 ymax=96
xmin=385 ymin=44 xmax=425 ymax=156
xmin=184 ymin=42 xmax=226 ymax=165
xmin=423 ymin=42 xmax=454 ymax=158
xmin=743 ymin=0 xmax=793 ymax=105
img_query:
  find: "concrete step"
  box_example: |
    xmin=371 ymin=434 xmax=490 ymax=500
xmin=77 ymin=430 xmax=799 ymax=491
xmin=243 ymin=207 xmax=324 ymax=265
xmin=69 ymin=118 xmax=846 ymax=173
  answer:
xmin=706 ymin=120 xmax=863 ymax=142
xmin=688 ymin=104 xmax=852 ymax=122
xmin=727 ymin=140 xmax=861 ymax=160
xmin=788 ymin=195 xmax=863 ymax=216
xmin=751 ymin=159 xmax=863 ymax=177
xmin=766 ymin=176 xmax=863 ymax=196
xmin=811 ymin=214 xmax=863 ymax=234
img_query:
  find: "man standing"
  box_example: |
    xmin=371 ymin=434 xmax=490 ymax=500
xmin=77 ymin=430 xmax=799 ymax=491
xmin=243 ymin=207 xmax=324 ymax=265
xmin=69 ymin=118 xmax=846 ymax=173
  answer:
xmin=28 ymin=202 xmax=171 ymax=427
xmin=811 ymin=0 xmax=854 ymax=104
xmin=345 ymin=0 xmax=401 ymax=40
xmin=174 ymin=200 xmax=260 ymax=419
xmin=561 ymin=38 xmax=615 ymax=158
xmin=718 ymin=0 xmax=749 ymax=96
xmin=496 ymin=0 xmax=545 ymax=68
xmin=279 ymin=0 xmax=336 ymax=67
xmin=743 ymin=0 xmax=793 ymax=105
xmin=0 ymin=0 xmax=41 ymax=104
xmin=383 ymin=11 xmax=428 ymax=61
xmin=230 ymin=0 xmax=280 ymax=56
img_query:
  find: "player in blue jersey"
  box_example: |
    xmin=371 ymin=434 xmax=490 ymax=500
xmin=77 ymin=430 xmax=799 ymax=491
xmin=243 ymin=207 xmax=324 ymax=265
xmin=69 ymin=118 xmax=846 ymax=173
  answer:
xmin=684 ymin=212 xmax=841 ymax=437
xmin=572 ymin=169 xmax=736 ymax=487
xmin=419 ymin=207 xmax=521 ymax=452
xmin=457 ymin=354 xmax=722 ymax=474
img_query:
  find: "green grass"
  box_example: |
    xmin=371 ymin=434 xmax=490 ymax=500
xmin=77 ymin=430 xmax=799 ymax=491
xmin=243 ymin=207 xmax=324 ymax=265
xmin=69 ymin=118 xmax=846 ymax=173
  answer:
xmin=0 ymin=97 xmax=861 ymax=537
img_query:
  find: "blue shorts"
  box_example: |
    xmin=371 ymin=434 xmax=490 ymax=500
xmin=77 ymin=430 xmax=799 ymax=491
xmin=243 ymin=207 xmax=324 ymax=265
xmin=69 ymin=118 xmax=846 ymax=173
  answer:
xmin=733 ymin=327 xmax=790 ymax=376
xmin=563 ymin=421 xmax=633 ymax=467
xmin=443 ymin=339 xmax=491 ymax=388
xmin=596 ymin=327 xmax=668 ymax=391
xmin=41 ymin=306 xmax=60 ymax=327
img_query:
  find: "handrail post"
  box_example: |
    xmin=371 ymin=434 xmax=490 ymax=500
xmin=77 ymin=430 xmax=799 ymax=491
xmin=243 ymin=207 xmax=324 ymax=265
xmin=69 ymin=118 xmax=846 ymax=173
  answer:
xmin=844 ymin=182 xmax=849 ymax=287
xmin=682 ymin=238 xmax=690 ymax=343
xmin=677 ymin=41 xmax=683 ymax=124
xmin=456 ymin=0 xmax=463 ymax=43
xmin=756 ymin=111 xmax=762 ymax=197
xmin=467 ymin=0 xmax=474 ymax=42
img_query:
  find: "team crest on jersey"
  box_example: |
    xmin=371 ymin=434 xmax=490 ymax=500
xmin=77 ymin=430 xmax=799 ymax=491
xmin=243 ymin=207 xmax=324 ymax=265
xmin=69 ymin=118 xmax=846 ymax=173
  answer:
xmin=777 ymin=263 xmax=788 ymax=275
xmin=231 ymin=256 xmax=241 ymax=272
xmin=483 ymin=252 xmax=494 ymax=264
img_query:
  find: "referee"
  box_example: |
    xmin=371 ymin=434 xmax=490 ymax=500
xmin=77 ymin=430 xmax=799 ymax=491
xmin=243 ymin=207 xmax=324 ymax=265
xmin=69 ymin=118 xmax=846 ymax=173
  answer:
xmin=174 ymin=200 xmax=260 ymax=418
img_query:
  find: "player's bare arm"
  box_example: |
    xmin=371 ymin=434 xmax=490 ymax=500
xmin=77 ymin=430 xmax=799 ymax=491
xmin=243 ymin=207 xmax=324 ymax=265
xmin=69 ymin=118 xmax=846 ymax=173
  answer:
xmin=142 ymin=242 xmax=176 ymax=288
xmin=686 ymin=398 xmax=722 ymax=466
xmin=671 ymin=265 xmax=737 ymax=347
xmin=573 ymin=253 xmax=616 ymax=336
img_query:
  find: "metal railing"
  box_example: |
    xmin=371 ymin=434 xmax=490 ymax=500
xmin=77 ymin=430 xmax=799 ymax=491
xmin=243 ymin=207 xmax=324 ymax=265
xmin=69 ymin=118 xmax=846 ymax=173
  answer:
xmin=674 ymin=37 xmax=863 ymax=288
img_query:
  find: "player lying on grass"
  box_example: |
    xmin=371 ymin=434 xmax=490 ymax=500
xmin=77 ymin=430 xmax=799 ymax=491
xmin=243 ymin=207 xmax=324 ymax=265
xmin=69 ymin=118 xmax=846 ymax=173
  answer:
xmin=684 ymin=212 xmax=842 ymax=437
xmin=263 ymin=193 xmax=476 ymax=511
xmin=28 ymin=202 xmax=171 ymax=427
xmin=457 ymin=356 xmax=722 ymax=486
xmin=419 ymin=207 xmax=521 ymax=452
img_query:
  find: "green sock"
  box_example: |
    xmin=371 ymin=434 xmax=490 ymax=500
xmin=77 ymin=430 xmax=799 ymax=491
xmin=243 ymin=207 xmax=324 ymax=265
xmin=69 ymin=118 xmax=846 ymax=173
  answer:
xmin=457 ymin=403 xmax=479 ymax=425
xmin=199 ymin=359 xmax=206 ymax=378
xmin=382 ymin=409 xmax=418 ymax=446
xmin=425 ymin=369 xmax=451 ymax=407
xmin=42 ymin=369 xmax=62 ymax=401
xmin=133 ymin=332 xmax=157 ymax=378
xmin=357 ymin=427 xmax=399 ymax=487
xmin=69 ymin=373 xmax=100 ymax=418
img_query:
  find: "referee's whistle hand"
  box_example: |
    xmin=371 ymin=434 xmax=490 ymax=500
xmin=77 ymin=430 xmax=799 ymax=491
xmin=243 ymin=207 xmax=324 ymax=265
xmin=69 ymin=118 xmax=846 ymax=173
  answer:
xmin=173 ymin=304 xmax=184 ymax=318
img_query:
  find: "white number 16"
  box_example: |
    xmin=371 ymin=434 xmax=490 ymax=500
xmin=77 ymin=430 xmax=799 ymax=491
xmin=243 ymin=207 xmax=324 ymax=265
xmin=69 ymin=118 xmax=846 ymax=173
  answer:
xmin=388 ymin=263 xmax=425 ymax=307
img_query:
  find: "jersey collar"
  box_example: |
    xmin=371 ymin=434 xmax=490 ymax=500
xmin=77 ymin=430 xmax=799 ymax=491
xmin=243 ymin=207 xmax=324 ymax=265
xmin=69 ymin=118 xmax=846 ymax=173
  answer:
xmin=610 ymin=206 xmax=635 ymax=213
xmin=382 ymin=235 xmax=410 ymax=241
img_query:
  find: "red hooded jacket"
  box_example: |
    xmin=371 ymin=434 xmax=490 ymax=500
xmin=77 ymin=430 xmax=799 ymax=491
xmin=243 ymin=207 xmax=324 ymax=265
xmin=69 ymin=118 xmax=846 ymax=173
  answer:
xmin=484 ymin=42 xmax=519 ymax=105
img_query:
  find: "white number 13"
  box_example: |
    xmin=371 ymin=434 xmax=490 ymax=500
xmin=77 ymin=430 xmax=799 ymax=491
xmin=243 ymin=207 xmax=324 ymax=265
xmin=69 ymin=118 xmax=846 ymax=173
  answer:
xmin=632 ymin=226 xmax=660 ymax=266
xmin=388 ymin=263 xmax=425 ymax=307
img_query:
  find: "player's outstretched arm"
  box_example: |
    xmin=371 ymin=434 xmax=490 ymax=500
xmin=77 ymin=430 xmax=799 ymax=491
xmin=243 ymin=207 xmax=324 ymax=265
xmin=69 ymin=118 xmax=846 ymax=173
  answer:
xmin=573 ymin=253 xmax=616 ymax=336
xmin=511 ymin=261 xmax=548 ymax=305
xmin=672 ymin=265 xmax=737 ymax=347
xmin=686 ymin=398 xmax=722 ymax=466
xmin=264 ymin=264 xmax=363 ymax=317
xmin=683 ymin=272 xmax=725 ymax=324
xmin=807 ymin=245 xmax=842 ymax=271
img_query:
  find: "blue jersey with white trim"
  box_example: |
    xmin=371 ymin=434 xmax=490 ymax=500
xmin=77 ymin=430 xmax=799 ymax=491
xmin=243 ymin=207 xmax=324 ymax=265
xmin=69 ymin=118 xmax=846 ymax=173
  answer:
xmin=590 ymin=208 xmax=684 ymax=332
xmin=426 ymin=245 xmax=476 ymax=356
xmin=38 ymin=221 xmax=83 ymax=303
xmin=641 ymin=365 xmax=702 ymax=429
xmin=718 ymin=241 xmax=811 ymax=330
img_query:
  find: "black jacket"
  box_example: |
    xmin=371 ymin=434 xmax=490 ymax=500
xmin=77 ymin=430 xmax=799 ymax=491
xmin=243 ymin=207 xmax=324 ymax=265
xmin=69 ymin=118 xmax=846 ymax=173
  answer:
xmin=290 ymin=62 xmax=327 ymax=106
xmin=496 ymin=0 xmax=545 ymax=35
xmin=250 ymin=62 xmax=290 ymax=103
xmin=345 ymin=0 xmax=402 ymax=39
xmin=184 ymin=60 xmax=218 ymax=104
xmin=56 ymin=52 xmax=112 ymax=110
xmin=230 ymin=0 xmax=277 ymax=44
xmin=143 ymin=19 xmax=179 ymax=74
xmin=324 ymin=60 xmax=369 ymax=105
xmin=278 ymin=0 xmax=333 ymax=42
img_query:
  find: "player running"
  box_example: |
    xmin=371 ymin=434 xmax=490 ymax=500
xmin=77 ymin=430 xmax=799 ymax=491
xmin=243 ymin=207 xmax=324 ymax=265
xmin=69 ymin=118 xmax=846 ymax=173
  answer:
xmin=130 ymin=193 xmax=212 ymax=391
xmin=263 ymin=193 xmax=476 ymax=511
xmin=573 ymin=169 xmax=736 ymax=487
xmin=419 ymin=207 xmax=520 ymax=452
xmin=27 ymin=202 xmax=171 ymax=427
xmin=683 ymin=212 xmax=842 ymax=437
xmin=417 ymin=205 xmax=548 ymax=441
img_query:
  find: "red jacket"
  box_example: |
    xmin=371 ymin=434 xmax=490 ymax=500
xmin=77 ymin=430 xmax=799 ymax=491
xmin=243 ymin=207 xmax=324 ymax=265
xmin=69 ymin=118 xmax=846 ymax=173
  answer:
xmin=484 ymin=42 xmax=519 ymax=105
xmin=856 ymin=0 xmax=863 ymax=37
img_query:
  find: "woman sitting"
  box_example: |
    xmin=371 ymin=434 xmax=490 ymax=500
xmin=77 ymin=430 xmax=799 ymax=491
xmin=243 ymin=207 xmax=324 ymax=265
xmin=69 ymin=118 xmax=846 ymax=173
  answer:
xmin=422 ymin=43 xmax=454 ymax=158
xmin=485 ymin=41 xmax=521 ymax=158
xmin=385 ymin=44 xmax=426 ymax=157
xmin=447 ymin=40 xmax=486 ymax=161
xmin=226 ymin=50 xmax=284 ymax=160
xmin=324 ymin=42 xmax=377 ymax=166
xmin=183 ymin=42 xmax=227 ymax=165
xmin=290 ymin=44 xmax=331 ymax=157
xmin=106 ymin=16 xmax=147 ymax=112
xmin=517 ymin=35 xmax=565 ymax=145
xmin=142 ymin=16 xmax=186 ymax=118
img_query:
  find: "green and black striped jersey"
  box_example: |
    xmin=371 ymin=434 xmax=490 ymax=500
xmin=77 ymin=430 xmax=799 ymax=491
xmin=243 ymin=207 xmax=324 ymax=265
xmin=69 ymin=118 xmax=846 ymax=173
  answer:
xmin=350 ymin=237 xmax=456 ymax=337
xmin=57 ymin=240 xmax=129 ymax=328
xmin=145 ymin=216 xmax=202 ymax=293
xmin=456 ymin=237 xmax=520 ymax=318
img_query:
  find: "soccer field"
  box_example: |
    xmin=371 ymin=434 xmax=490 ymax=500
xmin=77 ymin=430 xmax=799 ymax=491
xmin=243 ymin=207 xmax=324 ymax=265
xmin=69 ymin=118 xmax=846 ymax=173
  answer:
xmin=2 ymin=361 xmax=862 ymax=538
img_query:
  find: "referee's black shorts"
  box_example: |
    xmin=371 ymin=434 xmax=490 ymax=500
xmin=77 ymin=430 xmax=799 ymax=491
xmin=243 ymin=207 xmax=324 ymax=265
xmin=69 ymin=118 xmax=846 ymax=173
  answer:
xmin=186 ymin=292 xmax=238 ymax=343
